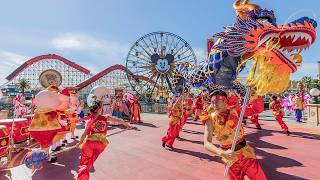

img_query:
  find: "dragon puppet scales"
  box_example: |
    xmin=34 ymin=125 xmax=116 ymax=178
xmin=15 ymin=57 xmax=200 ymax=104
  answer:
xmin=172 ymin=0 xmax=317 ymax=96
xmin=174 ymin=0 xmax=318 ymax=180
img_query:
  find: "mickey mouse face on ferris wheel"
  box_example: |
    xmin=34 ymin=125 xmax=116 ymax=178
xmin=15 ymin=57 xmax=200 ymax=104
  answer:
xmin=151 ymin=54 xmax=174 ymax=74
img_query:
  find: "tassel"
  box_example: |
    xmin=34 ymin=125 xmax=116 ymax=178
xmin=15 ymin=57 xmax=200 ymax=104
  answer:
xmin=246 ymin=55 xmax=291 ymax=95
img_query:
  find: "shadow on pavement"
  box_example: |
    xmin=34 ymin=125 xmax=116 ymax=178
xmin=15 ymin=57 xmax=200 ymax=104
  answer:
xmin=256 ymin=148 xmax=307 ymax=180
xmin=32 ymin=146 xmax=81 ymax=180
xmin=136 ymin=122 xmax=159 ymax=128
xmin=172 ymin=148 xmax=223 ymax=163
xmin=246 ymin=128 xmax=309 ymax=180
xmin=185 ymin=121 xmax=202 ymax=126
xmin=177 ymin=137 xmax=203 ymax=145
xmin=182 ymin=129 xmax=204 ymax=135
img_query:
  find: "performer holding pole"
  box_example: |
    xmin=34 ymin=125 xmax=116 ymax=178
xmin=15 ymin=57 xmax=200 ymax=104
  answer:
xmin=203 ymin=89 xmax=266 ymax=180
xmin=77 ymin=100 xmax=130 ymax=180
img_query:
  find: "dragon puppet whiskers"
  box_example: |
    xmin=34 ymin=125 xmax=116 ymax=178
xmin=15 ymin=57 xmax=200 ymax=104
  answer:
xmin=171 ymin=0 xmax=317 ymax=96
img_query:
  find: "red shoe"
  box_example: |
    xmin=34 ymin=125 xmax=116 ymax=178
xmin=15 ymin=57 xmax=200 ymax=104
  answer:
xmin=165 ymin=145 xmax=173 ymax=151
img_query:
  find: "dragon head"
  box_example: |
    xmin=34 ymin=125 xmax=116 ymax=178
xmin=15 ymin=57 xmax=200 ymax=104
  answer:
xmin=213 ymin=0 xmax=317 ymax=94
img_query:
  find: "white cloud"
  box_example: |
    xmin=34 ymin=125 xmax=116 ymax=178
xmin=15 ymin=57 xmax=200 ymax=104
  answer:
xmin=193 ymin=48 xmax=207 ymax=63
xmin=51 ymin=33 xmax=129 ymax=65
xmin=52 ymin=34 xmax=84 ymax=50
xmin=0 ymin=51 xmax=30 ymax=85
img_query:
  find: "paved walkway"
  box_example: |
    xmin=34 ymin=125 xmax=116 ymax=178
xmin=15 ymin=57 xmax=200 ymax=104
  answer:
xmin=1 ymin=113 xmax=320 ymax=180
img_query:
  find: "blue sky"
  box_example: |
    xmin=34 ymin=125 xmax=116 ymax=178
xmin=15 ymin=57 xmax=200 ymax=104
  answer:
xmin=0 ymin=0 xmax=319 ymax=84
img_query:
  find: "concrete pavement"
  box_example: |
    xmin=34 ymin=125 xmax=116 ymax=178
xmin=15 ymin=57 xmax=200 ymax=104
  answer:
xmin=1 ymin=113 xmax=320 ymax=180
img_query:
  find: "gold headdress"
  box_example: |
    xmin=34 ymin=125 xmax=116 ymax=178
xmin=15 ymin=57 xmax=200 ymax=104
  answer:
xmin=233 ymin=0 xmax=261 ymax=19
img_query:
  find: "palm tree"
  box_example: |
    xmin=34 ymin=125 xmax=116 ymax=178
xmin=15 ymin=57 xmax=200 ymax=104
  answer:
xmin=17 ymin=78 xmax=30 ymax=94
xmin=301 ymin=76 xmax=312 ymax=92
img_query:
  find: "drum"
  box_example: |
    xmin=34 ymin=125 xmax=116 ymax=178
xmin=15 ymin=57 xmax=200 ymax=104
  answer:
xmin=0 ymin=125 xmax=9 ymax=157
xmin=0 ymin=118 xmax=30 ymax=143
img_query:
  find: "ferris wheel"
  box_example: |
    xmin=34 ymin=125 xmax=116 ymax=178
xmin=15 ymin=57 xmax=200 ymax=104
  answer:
xmin=126 ymin=31 xmax=197 ymax=96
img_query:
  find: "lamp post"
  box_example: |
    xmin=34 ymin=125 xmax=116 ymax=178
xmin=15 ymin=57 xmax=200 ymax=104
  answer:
xmin=310 ymin=88 xmax=320 ymax=104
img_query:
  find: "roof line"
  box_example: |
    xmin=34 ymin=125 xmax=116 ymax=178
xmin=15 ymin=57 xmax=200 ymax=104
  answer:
xmin=6 ymin=54 xmax=90 ymax=81
xmin=76 ymin=64 xmax=155 ymax=90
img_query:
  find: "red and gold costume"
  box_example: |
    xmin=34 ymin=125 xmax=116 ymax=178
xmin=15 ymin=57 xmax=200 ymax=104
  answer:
xmin=29 ymin=109 xmax=61 ymax=148
xmin=247 ymin=95 xmax=264 ymax=128
xmin=192 ymin=96 xmax=203 ymax=121
xmin=29 ymin=85 xmax=61 ymax=149
xmin=77 ymin=115 xmax=109 ymax=180
xmin=269 ymin=100 xmax=289 ymax=132
xmin=177 ymin=98 xmax=192 ymax=137
xmin=53 ymin=110 xmax=71 ymax=143
xmin=130 ymin=100 xmax=141 ymax=123
xmin=180 ymin=97 xmax=192 ymax=127
xmin=202 ymin=105 xmax=266 ymax=180
xmin=227 ymin=94 xmax=239 ymax=109
xmin=69 ymin=111 xmax=78 ymax=136
xmin=162 ymin=100 xmax=183 ymax=148
xmin=69 ymin=90 xmax=79 ymax=136
xmin=52 ymin=88 xmax=71 ymax=143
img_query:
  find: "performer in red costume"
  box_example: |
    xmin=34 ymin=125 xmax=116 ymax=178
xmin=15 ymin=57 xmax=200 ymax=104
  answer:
xmin=227 ymin=91 xmax=240 ymax=109
xmin=192 ymin=94 xmax=203 ymax=121
xmin=167 ymin=96 xmax=177 ymax=118
xmin=177 ymin=94 xmax=193 ymax=139
xmin=77 ymin=101 xmax=130 ymax=180
xmin=269 ymin=95 xmax=291 ymax=135
xmin=29 ymin=85 xmax=61 ymax=162
xmin=162 ymin=94 xmax=186 ymax=150
xmin=52 ymin=88 xmax=71 ymax=150
xmin=130 ymin=98 xmax=142 ymax=124
xmin=180 ymin=93 xmax=193 ymax=127
xmin=247 ymin=92 xmax=264 ymax=130
xmin=203 ymin=90 xmax=266 ymax=180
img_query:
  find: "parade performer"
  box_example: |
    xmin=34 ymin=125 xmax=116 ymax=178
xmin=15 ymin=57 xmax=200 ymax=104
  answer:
xmin=52 ymin=88 xmax=71 ymax=150
xmin=167 ymin=96 xmax=177 ymax=118
xmin=203 ymin=90 xmax=266 ymax=180
xmin=78 ymin=100 xmax=85 ymax=118
xmin=192 ymin=94 xmax=203 ymax=121
xmin=177 ymin=94 xmax=192 ymax=139
xmin=29 ymin=86 xmax=61 ymax=162
xmin=304 ymin=94 xmax=311 ymax=109
xmin=281 ymin=96 xmax=291 ymax=116
xmin=168 ymin=0 xmax=316 ymax=177
xmin=162 ymin=94 xmax=186 ymax=150
xmin=112 ymin=95 xmax=122 ymax=118
xmin=13 ymin=93 xmax=29 ymax=118
xmin=69 ymin=89 xmax=81 ymax=139
xmin=294 ymin=94 xmax=303 ymax=123
xmin=180 ymin=93 xmax=193 ymax=127
xmin=269 ymin=95 xmax=291 ymax=135
xmin=130 ymin=98 xmax=142 ymax=123
xmin=288 ymin=95 xmax=294 ymax=115
xmin=227 ymin=91 xmax=240 ymax=109
xmin=77 ymin=101 xmax=130 ymax=180
xmin=247 ymin=92 xmax=264 ymax=129
xmin=121 ymin=99 xmax=131 ymax=121
xmin=102 ymin=94 xmax=112 ymax=115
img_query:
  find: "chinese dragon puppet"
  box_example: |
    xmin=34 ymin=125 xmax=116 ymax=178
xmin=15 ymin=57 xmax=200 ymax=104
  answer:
xmin=172 ymin=0 xmax=317 ymax=95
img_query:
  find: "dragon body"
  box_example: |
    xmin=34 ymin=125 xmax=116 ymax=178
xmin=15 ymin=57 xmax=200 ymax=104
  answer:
xmin=172 ymin=0 xmax=317 ymax=96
